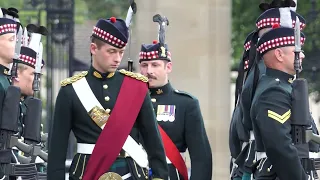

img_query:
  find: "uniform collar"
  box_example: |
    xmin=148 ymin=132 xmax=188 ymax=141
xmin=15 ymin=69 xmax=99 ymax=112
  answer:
xmin=149 ymin=82 xmax=173 ymax=95
xmin=0 ymin=64 xmax=9 ymax=76
xmin=88 ymin=66 xmax=115 ymax=80
xmin=266 ymin=68 xmax=294 ymax=84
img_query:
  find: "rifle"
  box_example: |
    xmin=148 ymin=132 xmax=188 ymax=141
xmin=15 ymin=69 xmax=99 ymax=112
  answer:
xmin=291 ymin=16 xmax=320 ymax=178
xmin=0 ymin=17 xmax=40 ymax=178
xmin=22 ymin=25 xmax=48 ymax=163
xmin=0 ymin=86 xmax=38 ymax=179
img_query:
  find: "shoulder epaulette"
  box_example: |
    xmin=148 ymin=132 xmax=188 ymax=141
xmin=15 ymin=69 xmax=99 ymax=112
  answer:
xmin=60 ymin=71 xmax=88 ymax=86
xmin=173 ymin=89 xmax=196 ymax=99
xmin=119 ymin=69 xmax=148 ymax=83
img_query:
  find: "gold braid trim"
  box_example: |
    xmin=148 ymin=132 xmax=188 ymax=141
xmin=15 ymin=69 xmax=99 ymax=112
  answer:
xmin=60 ymin=71 xmax=88 ymax=86
xmin=152 ymin=178 xmax=164 ymax=180
xmin=119 ymin=69 xmax=148 ymax=83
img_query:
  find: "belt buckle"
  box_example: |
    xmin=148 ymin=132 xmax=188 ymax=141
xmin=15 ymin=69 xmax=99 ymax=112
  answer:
xmin=99 ymin=172 xmax=122 ymax=180
xmin=88 ymin=106 xmax=110 ymax=127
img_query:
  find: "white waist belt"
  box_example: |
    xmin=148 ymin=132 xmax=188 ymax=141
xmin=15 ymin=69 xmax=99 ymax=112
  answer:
xmin=77 ymin=143 xmax=95 ymax=154
xmin=249 ymin=131 xmax=255 ymax=141
xmin=76 ymin=143 xmax=129 ymax=157
xmin=166 ymin=152 xmax=186 ymax=164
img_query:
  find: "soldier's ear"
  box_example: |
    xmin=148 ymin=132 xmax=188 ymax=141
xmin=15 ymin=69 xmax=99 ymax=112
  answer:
xmin=274 ymin=48 xmax=285 ymax=62
xmin=13 ymin=77 xmax=20 ymax=82
xmin=90 ymin=43 xmax=98 ymax=55
xmin=166 ymin=61 xmax=172 ymax=73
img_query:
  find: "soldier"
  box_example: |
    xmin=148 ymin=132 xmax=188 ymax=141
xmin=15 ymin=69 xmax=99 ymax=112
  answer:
xmin=47 ymin=17 xmax=168 ymax=180
xmin=250 ymin=24 xmax=310 ymax=179
xmin=11 ymin=24 xmax=47 ymax=170
xmin=229 ymin=31 xmax=254 ymax=180
xmin=0 ymin=8 xmax=16 ymax=90
xmin=139 ymin=40 xmax=212 ymax=180
xmin=237 ymin=7 xmax=314 ymax=180
xmin=11 ymin=34 xmax=42 ymax=136
xmin=0 ymin=7 xmax=18 ymax=180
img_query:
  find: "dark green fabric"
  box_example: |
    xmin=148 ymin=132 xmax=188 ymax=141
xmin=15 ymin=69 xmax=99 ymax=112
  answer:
xmin=149 ymin=82 xmax=212 ymax=180
xmin=241 ymin=172 xmax=251 ymax=180
xmin=251 ymin=68 xmax=309 ymax=180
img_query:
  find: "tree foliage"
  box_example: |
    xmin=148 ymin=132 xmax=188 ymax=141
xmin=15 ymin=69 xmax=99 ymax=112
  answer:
xmin=232 ymin=0 xmax=262 ymax=70
xmin=232 ymin=0 xmax=320 ymax=99
xmin=84 ymin=0 xmax=129 ymax=20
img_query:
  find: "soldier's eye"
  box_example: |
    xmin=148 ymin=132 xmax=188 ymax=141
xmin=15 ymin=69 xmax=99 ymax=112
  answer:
xmin=107 ymin=49 xmax=116 ymax=53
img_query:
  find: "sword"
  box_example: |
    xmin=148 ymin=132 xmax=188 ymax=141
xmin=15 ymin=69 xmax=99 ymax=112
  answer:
xmin=125 ymin=0 xmax=137 ymax=72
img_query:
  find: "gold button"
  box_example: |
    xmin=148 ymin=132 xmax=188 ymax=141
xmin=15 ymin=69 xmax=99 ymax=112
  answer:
xmin=151 ymin=98 xmax=156 ymax=103
xmin=105 ymin=109 xmax=111 ymax=113
xmin=103 ymin=84 xmax=108 ymax=89
xmin=105 ymin=96 xmax=110 ymax=101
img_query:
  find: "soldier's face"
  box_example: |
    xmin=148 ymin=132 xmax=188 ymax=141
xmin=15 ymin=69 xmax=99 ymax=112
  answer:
xmin=90 ymin=42 xmax=125 ymax=73
xmin=0 ymin=33 xmax=16 ymax=64
xmin=139 ymin=60 xmax=172 ymax=88
xmin=15 ymin=65 xmax=35 ymax=96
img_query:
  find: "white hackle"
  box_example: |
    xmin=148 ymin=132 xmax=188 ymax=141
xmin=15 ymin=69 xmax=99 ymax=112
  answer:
xmin=28 ymin=33 xmax=41 ymax=53
xmin=125 ymin=6 xmax=134 ymax=28
xmin=279 ymin=8 xmax=292 ymax=28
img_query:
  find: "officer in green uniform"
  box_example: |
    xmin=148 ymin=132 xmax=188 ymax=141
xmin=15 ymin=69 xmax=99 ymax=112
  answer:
xmin=250 ymin=25 xmax=311 ymax=179
xmin=48 ymin=17 xmax=168 ymax=180
xmin=139 ymin=40 xmax=212 ymax=180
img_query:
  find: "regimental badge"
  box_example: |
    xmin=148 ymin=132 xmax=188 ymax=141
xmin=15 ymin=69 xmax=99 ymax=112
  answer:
xmin=3 ymin=69 xmax=8 ymax=75
xmin=156 ymin=89 xmax=163 ymax=94
xmin=160 ymin=46 xmax=166 ymax=57
xmin=156 ymin=105 xmax=176 ymax=122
